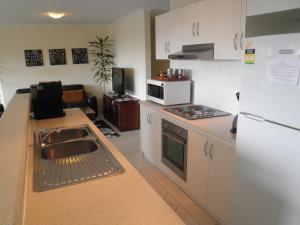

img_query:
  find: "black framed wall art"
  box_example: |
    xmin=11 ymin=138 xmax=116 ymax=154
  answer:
xmin=49 ymin=49 xmax=66 ymax=65
xmin=72 ymin=48 xmax=89 ymax=64
xmin=24 ymin=49 xmax=44 ymax=67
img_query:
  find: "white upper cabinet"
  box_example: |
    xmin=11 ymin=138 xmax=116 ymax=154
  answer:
xmin=155 ymin=10 xmax=182 ymax=60
xmin=214 ymin=0 xmax=243 ymax=60
xmin=197 ymin=0 xmax=215 ymax=44
xmin=179 ymin=0 xmax=215 ymax=45
xmin=155 ymin=0 xmax=246 ymax=60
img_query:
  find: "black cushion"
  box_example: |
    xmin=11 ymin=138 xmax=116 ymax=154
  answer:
xmin=63 ymin=84 xmax=84 ymax=91
xmin=64 ymin=101 xmax=87 ymax=108
xmin=16 ymin=88 xmax=31 ymax=94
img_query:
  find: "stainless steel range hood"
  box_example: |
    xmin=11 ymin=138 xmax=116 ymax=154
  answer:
xmin=168 ymin=43 xmax=214 ymax=60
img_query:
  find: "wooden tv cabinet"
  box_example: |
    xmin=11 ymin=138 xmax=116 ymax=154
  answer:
xmin=103 ymin=93 xmax=140 ymax=131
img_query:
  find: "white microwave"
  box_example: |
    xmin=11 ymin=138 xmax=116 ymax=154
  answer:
xmin=147 ymin=79 xmax=191 ymax=105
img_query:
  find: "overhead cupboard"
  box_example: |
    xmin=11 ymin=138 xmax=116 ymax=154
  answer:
xmin=155 ymin=0 xmax=246 ymax=60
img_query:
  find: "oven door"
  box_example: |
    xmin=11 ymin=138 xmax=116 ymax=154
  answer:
xmin=162 ymin=129 xmax=187 ymax=181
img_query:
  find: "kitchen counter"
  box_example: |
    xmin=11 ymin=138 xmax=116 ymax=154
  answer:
xmin=0 ymin=94 xmax=31 ymax=225
xmin=140 ymin=100 xmax=236 ymax=145
xmin=24 ymin=108 xmax=185 ymax=225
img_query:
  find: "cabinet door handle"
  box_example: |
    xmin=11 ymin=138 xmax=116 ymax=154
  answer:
xmin=196 ymin=22 xmax=200 ymax=37
xmin=233 ymin=33 xmax=238 ymax=51
xmin=240 ymin=32 xmax=244 ymax=50
xmin=167 ymin=41 xmax=170 ymax=53
xmin=209 ymin=144 xmax=214 ymax=159
xmin=148 ymin=114 xmax=152 ymax=125
xmin=192 ymin=22 xmax=196 ymax=37
xmin=204 ymin=141 xmax=208 ymax=157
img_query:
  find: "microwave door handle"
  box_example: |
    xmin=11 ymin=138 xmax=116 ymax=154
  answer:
xmin=162 ymin=131 xmax=186 ymax=145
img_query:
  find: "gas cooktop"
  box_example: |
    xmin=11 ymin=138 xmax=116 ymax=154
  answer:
xmin=164 ymin=105 xmax=231 ymax=120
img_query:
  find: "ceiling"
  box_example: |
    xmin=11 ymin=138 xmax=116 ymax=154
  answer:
xmin=0 ymin=0 xmax=170 ymax=25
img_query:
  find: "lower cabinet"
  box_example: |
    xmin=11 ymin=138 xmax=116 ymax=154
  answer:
xmin=187 ymin=129 xmax=235 ymax=225
xmin=140 ymin=105 xmax=162 ymax=168
xmin=140 ymin=104 xmax=235 ymax=225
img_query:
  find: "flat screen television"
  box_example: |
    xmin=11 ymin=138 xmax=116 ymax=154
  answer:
xmin=112 ymin=67 xmax=125 ymax=97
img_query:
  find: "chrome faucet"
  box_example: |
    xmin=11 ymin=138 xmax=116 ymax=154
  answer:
xmin=40 ymin=128 xmax=61 ymax=147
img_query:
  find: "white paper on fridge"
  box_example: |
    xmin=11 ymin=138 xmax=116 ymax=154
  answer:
xmin=267 ymin=57 xmax=300 ymax=86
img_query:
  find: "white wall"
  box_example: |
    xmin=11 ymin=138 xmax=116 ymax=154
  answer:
xmin=0 ymin=25 xmax=109 ymax=106
xmin=0 ymin=79 xmax=4 ymax=104
xmin=170 ymin=0 xmax=200 ymax=10
xmin=108 ymin=9 xmax=151 ymax=100
xmin=247 ymin=0 xmax=300 ymax=16
xmin=171 ymin=60 xmax=242 ymax=114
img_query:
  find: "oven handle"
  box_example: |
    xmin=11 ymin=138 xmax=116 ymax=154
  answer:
xmin=162 ymin=131 xmax=187 ymax=145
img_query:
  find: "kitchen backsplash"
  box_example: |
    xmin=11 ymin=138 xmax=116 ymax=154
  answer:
xmin=170 ymin=60 xmax=243 ymax=115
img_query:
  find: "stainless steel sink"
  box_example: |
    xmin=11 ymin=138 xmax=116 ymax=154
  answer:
xmin=33 ymin=125 xmax=124 ymax=192
xmin=39 ymin=127 xmax=89 ymax=145
xmin=41 ymin=139 xmax=98 ymax=160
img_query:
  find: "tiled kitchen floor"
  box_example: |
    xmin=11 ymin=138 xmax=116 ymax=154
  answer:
xmin=110 ymin=130 xmax=220 ymax=225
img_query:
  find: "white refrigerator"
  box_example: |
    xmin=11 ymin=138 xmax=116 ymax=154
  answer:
xmin=232 ymin=33 xmax=300 ymax=225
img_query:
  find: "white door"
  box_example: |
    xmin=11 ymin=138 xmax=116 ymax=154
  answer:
xmin=239 ymin=0 xmax=246 ymax=55
xmin=155 ymin=13 xmax=171 ymax=60
xmin=177 ymin=2 xmax=198 ymax=45
xmin=140 ymin=105 xmax=162 ymax=168
xmin=148 ymin=109 xmax=162 ymax=168
xmin=155 ymin=11 xmax=182 ymax=60
xmin=166 ymin=9 xmax=182 ymax=56
xmin=240 ymin=34 xmax=300 ymax=129
xmin=187 ymin=129 xmax=209 ymax=205
xmin=140 ymin=105 xmax=151 ymax=158
xmin=232 ymin=115 xmax=300 ymax=225
xmin=196 ymin=0 xmax=215 ymax=44
xmin=179 ymin=0 xmax=215 ymax=46
xmin=206 ymin=138 xmax=235 ymax=225
xmin=214 ymin=0 xmax=242 ymax=60
xmin=0 ymin=79 xmax=3 ymax=105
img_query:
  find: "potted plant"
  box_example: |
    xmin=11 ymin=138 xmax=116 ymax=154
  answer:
xmin=89 ymin=35 xmax=114 ymax=91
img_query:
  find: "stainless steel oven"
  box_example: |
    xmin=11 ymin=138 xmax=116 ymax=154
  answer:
xmin=161 ymin=119 xmax=188 ymax=181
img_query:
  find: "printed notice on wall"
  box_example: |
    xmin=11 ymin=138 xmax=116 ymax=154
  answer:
xmin=267 ymin=57 xmax=300 ymax=86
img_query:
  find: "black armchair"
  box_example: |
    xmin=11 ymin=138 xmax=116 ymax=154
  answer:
xmin=0 ymin=104 xmax=4 ymax=118
xmin=62 ymin=84 xmax=98 ymax=119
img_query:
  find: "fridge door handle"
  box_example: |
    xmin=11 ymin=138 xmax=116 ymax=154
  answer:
xmin=241 ymin=112 xmax=264 ymax=122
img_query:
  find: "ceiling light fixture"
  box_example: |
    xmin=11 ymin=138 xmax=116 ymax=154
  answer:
xmin=47 ymin=12 xmax=65 ymax=19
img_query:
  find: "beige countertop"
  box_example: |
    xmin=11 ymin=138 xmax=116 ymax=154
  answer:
xmin=24 ymin=109 xmax=185 ymax=225
xmin=0 ymin=94 xmax=31 ymax=225
xmin=140 ymin=101 xmax=236 ymax=146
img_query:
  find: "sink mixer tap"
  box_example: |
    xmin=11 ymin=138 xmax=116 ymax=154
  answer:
xmin=40 ymin=128 xmax=61 ymax=147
